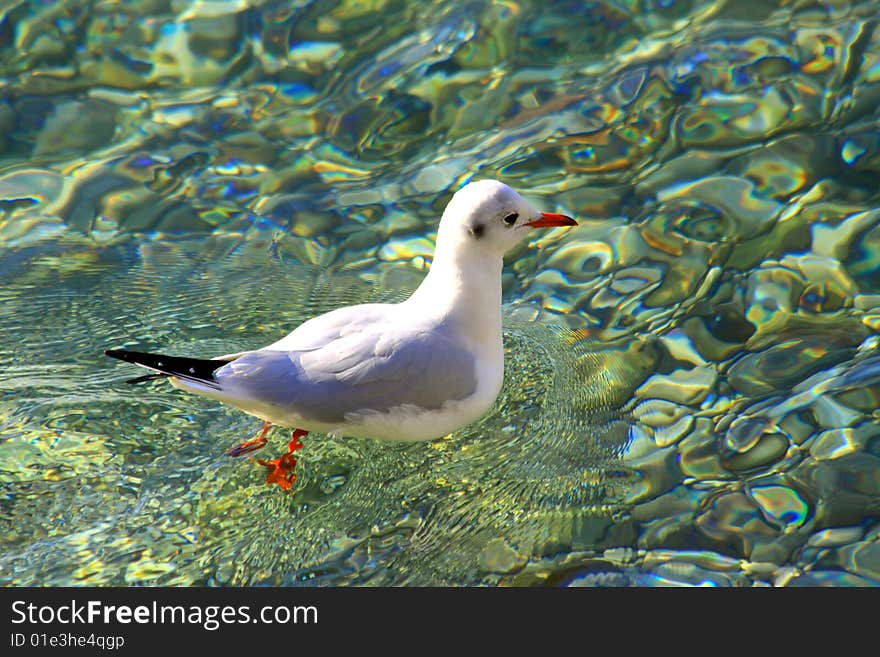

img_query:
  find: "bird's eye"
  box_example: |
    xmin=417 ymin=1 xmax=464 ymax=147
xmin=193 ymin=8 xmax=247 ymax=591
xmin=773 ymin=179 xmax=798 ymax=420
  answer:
xmin=502 ymin=212 xmax=519 ymax=227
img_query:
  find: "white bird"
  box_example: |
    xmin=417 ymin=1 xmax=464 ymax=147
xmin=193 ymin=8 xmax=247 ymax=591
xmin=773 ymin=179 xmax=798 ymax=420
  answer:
xmin=106 ymin=180 xmax=576 ymax=489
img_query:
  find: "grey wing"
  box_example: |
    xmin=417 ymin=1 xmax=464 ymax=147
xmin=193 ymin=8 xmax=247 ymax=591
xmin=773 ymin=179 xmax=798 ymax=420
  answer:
xmin=214 ymin=329 xmax=477 ymax=423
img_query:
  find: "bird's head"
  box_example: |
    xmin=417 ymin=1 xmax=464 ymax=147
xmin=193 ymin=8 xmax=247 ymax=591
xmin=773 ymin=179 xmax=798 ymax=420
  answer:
xmin=436 ymin=179 xmax=576 ymax=259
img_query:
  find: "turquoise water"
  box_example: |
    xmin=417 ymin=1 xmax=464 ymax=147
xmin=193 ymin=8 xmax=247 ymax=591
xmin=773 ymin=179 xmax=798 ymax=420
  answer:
xmin=1 ymin=0 xmax=880 ymax=586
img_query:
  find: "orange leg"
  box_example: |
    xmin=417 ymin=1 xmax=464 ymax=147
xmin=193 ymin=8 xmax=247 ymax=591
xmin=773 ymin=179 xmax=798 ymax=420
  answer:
xmin=258 ymin=429 xmax=308 ymax=491
xmin=226 ymin=420 xmax=271 ymax=457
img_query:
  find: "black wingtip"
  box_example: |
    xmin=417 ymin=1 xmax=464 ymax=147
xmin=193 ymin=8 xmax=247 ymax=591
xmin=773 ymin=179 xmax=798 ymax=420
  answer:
xmin=125 ymin=373 xmax=169 ymax=385
xmin=106 ymin=349 xmax=156 ymax=368
xmin=104 ymin=347 xmax=233 ymax=389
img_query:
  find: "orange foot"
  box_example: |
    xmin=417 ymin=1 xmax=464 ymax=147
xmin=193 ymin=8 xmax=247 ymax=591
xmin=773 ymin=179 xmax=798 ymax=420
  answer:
xmin=258 ymin=429 xmax=308 ymax=491
xmin=227 ymin=421 xmax=271 ymax=457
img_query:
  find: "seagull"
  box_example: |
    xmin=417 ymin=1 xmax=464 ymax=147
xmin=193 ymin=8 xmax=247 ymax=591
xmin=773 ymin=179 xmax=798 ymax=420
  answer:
xmin=106 ymin=180 xmax=577 ymax=490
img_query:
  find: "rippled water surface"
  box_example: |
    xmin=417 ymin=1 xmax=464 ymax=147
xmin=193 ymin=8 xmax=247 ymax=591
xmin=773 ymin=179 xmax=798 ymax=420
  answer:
xmin=2 ymin=0 xmax=880 ymax=586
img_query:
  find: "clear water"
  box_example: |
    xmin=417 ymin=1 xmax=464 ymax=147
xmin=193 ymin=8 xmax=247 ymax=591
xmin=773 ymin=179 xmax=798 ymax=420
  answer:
xmin=2 ymin=0 xmax=880 ymax=586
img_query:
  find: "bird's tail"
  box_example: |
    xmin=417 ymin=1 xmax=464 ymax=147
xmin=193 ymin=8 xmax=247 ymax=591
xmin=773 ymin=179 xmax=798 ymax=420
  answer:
xmin=104 ymin=349 xmax=232 ymax=389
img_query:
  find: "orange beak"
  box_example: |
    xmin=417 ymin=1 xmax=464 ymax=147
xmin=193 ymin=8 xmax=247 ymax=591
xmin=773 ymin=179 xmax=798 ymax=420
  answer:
xmin=525 ymin=212 xmax=577 ymax=228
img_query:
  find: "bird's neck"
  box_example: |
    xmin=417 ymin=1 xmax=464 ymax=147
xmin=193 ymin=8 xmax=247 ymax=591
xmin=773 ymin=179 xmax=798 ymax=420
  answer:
xmin=407 ymin=248 xmax=503 ymax=349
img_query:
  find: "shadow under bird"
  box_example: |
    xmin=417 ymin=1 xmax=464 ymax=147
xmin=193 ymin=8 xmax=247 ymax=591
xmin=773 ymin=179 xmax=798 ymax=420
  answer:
xmin=106 ymin=180 xmax=577 ymax=490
